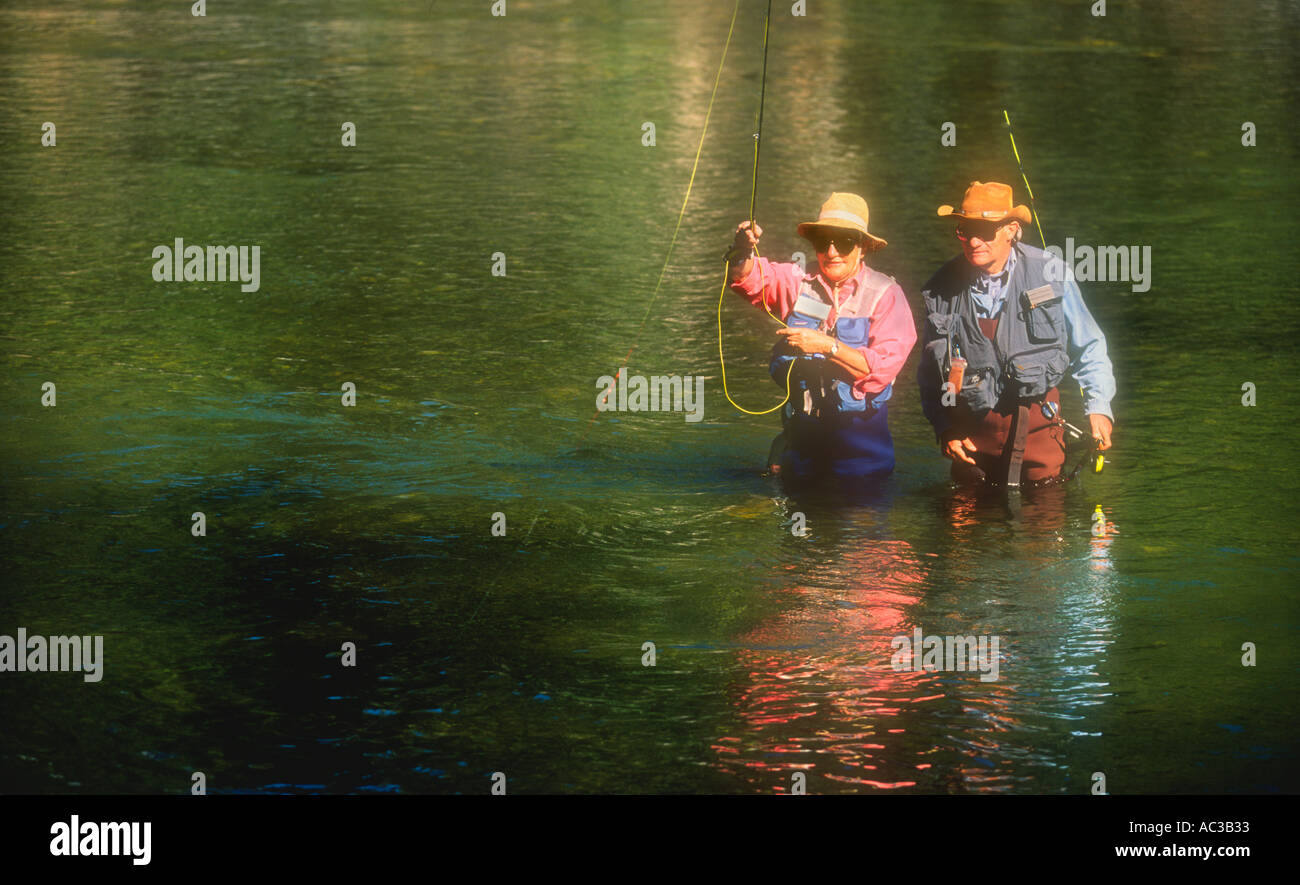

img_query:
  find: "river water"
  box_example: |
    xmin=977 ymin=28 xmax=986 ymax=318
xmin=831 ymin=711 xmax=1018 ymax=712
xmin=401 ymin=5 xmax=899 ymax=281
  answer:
xmin=1 ymin=0 xmax=1296 ymax=794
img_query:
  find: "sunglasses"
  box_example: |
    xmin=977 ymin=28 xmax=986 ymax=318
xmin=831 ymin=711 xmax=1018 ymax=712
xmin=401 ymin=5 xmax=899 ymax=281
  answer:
xmin=955 ymin=221 xmax=1008 ymax=243
xmin=810 ymin=231 xmax=862 ymax=253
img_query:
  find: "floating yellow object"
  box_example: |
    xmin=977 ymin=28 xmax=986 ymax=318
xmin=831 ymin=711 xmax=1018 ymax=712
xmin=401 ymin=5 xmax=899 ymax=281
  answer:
xmin=1094 ymin=452 xmax=1105 ymax=473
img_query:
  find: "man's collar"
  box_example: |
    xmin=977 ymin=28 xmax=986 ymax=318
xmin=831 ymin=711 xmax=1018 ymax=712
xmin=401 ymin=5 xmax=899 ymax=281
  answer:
xmin=981 ymin=246 xmax=1017 ymax=282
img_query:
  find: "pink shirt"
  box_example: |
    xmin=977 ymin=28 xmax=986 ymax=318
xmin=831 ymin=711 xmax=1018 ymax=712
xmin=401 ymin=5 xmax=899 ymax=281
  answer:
xmin=731 ymin=256 xmax=917 ymax=399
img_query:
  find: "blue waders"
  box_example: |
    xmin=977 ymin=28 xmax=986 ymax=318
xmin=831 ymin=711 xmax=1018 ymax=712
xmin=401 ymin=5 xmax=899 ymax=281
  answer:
xmin=770 ymin=304 xmax=894 ymax=481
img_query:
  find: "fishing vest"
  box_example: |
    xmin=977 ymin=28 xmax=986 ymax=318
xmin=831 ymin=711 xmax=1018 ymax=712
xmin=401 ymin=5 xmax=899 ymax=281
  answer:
xmin=921 ymin=243 xmax=1069 ymax=416
xmin=770 ymin=267 xmax=896 ymax=421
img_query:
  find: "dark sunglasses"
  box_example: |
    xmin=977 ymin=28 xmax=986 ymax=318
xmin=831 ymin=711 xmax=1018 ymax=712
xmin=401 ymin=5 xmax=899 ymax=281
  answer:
xmin=955 ymin=220 xmax=1008 ymax=242
xmin=810 ymin=231 xmax=862 ymax=253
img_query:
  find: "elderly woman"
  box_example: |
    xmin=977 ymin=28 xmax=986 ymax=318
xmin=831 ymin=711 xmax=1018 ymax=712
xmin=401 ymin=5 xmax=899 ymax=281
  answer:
xmin=726 ymin=192 xmax=917 ymax=482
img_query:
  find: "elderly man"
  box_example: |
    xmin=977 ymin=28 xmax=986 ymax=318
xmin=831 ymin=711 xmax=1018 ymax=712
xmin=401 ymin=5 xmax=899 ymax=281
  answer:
xmin=726 ymin=192 xmax=916 ymax=481
xmin=917 ymin=181 xmax=1116 ymax=488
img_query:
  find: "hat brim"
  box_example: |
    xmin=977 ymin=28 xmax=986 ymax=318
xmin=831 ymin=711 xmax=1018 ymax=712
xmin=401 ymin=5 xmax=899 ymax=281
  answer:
xmin=937 ymin=204 xmax=1033 ymax=225
xmin=796 ymin=221 xmax=887 ymax=252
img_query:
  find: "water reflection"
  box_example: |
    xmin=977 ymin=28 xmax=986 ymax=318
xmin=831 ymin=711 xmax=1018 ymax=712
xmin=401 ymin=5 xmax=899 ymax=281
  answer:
xmin=713 ymin=535 xmax=927 ymax=791
xmin=712 ymin=480 xmax=1122 ymax=793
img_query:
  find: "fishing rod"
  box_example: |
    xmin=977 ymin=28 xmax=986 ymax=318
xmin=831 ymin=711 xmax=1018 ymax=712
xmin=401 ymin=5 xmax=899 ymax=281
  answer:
xmin=581 ymin=0 xmax=748 ymax=443
xmin=1002 ymin=110 xmax=1046 ymax=248
xmin=749 ymin=0 xmax=773 ymax=226
xmin=1003 ymin=110 xmax=1104 ymax=476
xmin=719 ymin=0 xmax=794 ymax=416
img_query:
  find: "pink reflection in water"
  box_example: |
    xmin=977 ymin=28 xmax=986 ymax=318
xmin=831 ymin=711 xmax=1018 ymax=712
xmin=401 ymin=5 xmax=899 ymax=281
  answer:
xmin=713 ymin=538 xmax=941 ymax=792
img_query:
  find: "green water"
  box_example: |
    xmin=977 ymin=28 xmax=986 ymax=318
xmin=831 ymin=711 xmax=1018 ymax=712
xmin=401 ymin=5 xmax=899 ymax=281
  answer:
xmin=1 ymin=0 xmax=1296 ymax=794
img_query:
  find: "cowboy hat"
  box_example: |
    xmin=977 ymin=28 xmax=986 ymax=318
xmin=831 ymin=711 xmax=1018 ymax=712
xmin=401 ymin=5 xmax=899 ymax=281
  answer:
xmin=796 ymin=192 xmax=887 ymax=251
xmin=937 ymin=181 xmax=1032 ymax=224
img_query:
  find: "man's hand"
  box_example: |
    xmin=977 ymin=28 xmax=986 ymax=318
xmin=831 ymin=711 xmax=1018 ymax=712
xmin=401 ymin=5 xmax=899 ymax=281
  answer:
xmin=1088 ymin=413 xmax=1113 ymax=451
xmin=775 ymin=326 xmax=834 ymax=355
xmin=941 ymin=432 xmax=978 ymax=465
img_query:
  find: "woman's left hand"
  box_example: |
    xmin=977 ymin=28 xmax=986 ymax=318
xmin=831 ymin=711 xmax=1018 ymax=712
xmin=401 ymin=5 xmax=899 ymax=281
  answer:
xmin=776 ymin=327 xmax=835 ymax=356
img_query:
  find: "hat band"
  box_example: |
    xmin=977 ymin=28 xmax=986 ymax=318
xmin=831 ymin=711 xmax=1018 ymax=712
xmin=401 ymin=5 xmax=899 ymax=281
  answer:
xmin=817 ymin=209 xmax=868 ymax=229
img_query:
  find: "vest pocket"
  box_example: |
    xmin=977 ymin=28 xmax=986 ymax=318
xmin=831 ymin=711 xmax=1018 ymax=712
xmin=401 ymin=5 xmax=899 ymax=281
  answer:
xmin=961 ymin=367 xmax=1000 ymax=414
xmin=831 ymin=378 xmax=868 ymax=413
xmin=1008 ymin=347 xmax=1068 ymax=400
xmin=787 ymin=310 xmax=823 ymax=331
xmin=1022 ymin=293 xmax=1065 ymax=343
xmin=924 ymin=312 xmax=956 ymax=375
xmin=834 ymin=316 xmax=869 ymax=348
xmin=925 ymin=311 xmax=955 ymax=342
xmin=828 ymin=316 xmax=871 ymax=413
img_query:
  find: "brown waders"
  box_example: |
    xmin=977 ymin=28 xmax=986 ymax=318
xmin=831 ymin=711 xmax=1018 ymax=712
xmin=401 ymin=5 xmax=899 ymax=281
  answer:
xmin=949 ymin=316 xmax=1067 ymax=488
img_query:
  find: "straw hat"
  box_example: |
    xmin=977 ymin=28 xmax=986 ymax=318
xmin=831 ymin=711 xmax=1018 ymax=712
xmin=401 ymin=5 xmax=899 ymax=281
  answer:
xmin=796 ymin=192 xmax=888 ymax=251
xmin=937 ymin=181 xmax=1032 ymax=224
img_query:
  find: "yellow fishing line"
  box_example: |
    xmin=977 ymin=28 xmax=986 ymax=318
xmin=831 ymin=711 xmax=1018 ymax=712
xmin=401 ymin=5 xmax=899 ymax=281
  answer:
xmin=718 ymin=0 xmax=794 ymax=417
xmin=1003 ymin=110 xmax=1047 ymax=248
xmin=628 ymin=0 xmax=742 ymax=336
xmin=591 ymin=0 xmax=794 ymax=425
xmin=582 ymin=0 xmax=744 ymax=441
xmin=718 ymin=246 xmax=793 ymax=415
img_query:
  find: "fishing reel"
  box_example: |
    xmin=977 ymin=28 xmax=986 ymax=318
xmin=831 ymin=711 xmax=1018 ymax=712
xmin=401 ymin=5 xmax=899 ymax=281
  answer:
xmin=1041 ymin=400 xmax=1106 ymax=475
